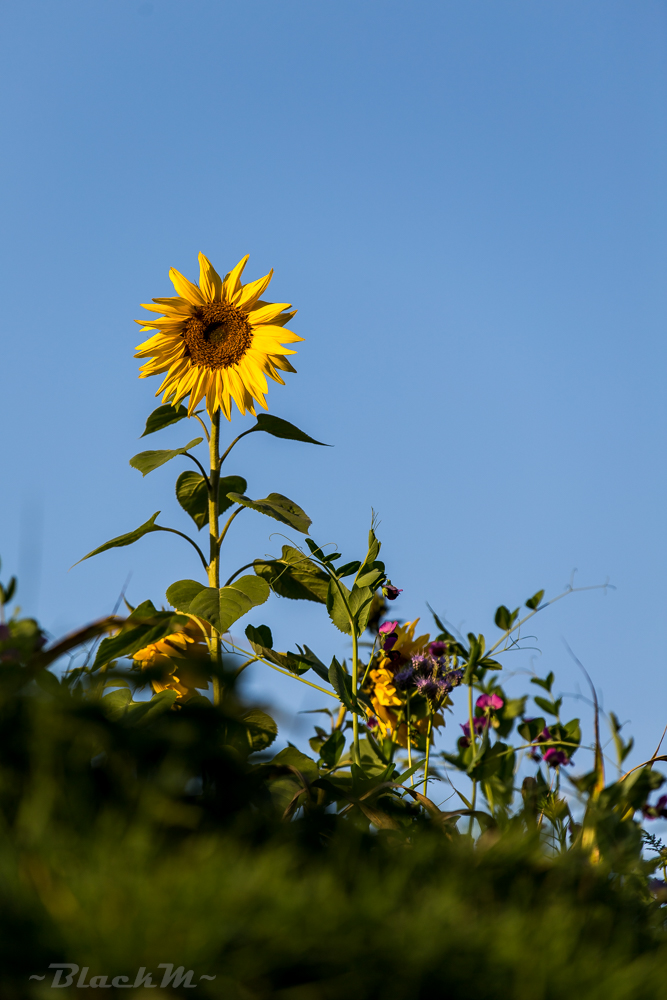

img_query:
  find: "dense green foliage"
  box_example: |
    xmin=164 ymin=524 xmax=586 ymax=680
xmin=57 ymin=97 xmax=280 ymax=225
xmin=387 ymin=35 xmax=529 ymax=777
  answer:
xmin=0 ymin=617 xmax=666 ymax=998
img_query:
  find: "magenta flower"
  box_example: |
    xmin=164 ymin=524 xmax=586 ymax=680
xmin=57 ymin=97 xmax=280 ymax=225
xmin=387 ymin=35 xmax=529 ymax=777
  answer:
xmin=429 ymin=640 xmax=448 ymax=657
xmin=461 ymin=717 xmax=488 ymax=739
xmin=378 ymin=621 xmax=399 ymax=651
xmin=542 ymin=748 xmax=570 ymax=767
xmin=476 ymin=693 xmax=504 ymax=712
xmin=643 ymin=795 xmax=667 ymax=820
xmin=383 ymin=584 xmax=403 ymax=601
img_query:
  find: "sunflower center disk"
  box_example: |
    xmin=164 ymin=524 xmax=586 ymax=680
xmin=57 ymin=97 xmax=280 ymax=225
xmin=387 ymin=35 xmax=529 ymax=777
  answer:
xmin=184 ymin=303 xmax=253 ymax=370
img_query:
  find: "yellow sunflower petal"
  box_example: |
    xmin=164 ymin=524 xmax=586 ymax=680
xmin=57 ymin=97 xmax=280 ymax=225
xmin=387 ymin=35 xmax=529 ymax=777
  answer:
xmin=198 ymin=253 xmax=223 ymax=302
xmin=235 ymin=271 xmax=273 ymax=310
xmin=223 ymin=255 xmax=249 ymax=302
xmin=247 ymin=301 xmax=292 ymax=325
xmin=169 ymin=267 xmax=206 ymax=306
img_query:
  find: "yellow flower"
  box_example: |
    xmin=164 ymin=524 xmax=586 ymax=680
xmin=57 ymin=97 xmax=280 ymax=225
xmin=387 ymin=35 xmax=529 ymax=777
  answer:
xmin=366 ymin=619 xmax=443 ymax=747
xmin=135 ymin=253 xmax=303 ymax=419
xmin=133 ymin=618 xmax=211 ymax=702
xmin=376 ymin=618 xmax=431 ymax=672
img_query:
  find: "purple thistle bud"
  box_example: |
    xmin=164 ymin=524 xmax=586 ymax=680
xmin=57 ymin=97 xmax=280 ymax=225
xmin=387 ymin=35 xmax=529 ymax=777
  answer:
xmin=394 ymin=667 xmax=415 ymax=690
xmin=411 ymin=653 xmax=430 ymax=674
xmin=414 ymin=676 xmax=439 ymax=700
xmin=429 ymin=640 xmax=448 ymax=657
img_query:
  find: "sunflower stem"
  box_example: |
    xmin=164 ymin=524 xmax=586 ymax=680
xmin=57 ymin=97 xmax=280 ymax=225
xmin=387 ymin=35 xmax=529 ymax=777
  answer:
xmin=208 ymin=410 xmax=222 ymax=705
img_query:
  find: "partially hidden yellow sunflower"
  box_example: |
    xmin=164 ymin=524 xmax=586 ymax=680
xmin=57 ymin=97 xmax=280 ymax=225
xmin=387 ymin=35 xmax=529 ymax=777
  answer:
xmin=135 ymin=253 xmax=303 ymax=419
xmin=133 ymin=618 xmax=212 ymax=703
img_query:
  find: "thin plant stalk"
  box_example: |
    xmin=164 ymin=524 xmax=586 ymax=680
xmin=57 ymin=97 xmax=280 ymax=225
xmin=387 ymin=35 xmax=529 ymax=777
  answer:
xmin=423 ymin=712 xmax=433 ymax=796
xmin=351 ymin=627 xmax=360 ymax=765
xmin=406 ymin=694 xmax=414 ymax=787
xmin=468 ymin=680 xmax=477 ymax=835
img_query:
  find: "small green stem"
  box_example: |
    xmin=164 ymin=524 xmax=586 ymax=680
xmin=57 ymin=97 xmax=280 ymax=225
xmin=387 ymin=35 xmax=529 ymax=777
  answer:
xmin=407 ymin=694 xmax=414 ymax=786
xmin=154 ymin=526 xmax=208 ymax=570
xmin=192 ymin=411 xmax=210 ymax=442
xmin=217 ymin=506 xmax=244 ymax=548
xmin=184 ymin=451 xmax=211 ymax=486
xmin=219 ymin=428 xmax=254 ymax=467
xmin=423 ymin=712 xmax=433 ymax=796
xmin=224 ymin=560 xmax=272 ymax=586
xmin=468 ymin=681 xmax=477 ymax=836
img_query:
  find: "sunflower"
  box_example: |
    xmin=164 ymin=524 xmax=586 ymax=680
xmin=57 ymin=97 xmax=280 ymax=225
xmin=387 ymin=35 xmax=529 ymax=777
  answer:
xmin=366 ymin=619 xmax=443 ymax=746
xmin=133 ymin=618 xmax=211 ymax=702
xmin=135 ymin=253 xmax=302 ymax=419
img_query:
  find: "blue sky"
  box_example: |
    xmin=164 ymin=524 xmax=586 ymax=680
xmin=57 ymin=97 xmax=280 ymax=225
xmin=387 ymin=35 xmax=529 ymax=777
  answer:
xmin=1 ymin=1 xmax=665 ymax=774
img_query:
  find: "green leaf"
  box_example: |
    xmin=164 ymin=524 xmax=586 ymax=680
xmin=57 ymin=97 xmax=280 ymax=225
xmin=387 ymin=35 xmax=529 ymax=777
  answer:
xmin=244 ymin=624 xmax=313 ymax=675
xmin=227 ymin=492 xmax=311 ymax=535
xmin=327 ymin=579 xmax=352 ymax=635
xmin=140 ymin=403 xmax=189 ymax=437
xmin=243 ymin=708 xmax=278 ymax=753
xmin=336 ymin=560 xmax=361 ymax=579
xmin=166 ymin=579 xmax=206 ymax=613
xmin=245 ymin=623 xmax=273 ymax=649
xmin=534 ymin=695 xmax=560 ymax=717
xmin=525 ymin=589 xmax=545 ymax=610
xmin=176 ymin=472 xmax=247 ymax=530
xmin=253 ymin=546 xmax=329 ymax=603
xmin=517 ymin=717 xmax=547 ymax=743
xmin=469 ymin=742 xmax=510 ymax=780
xmin=102 ymin=687 xmax=133 ymax=719
xmin=189 ymin=576 xmax=270 ymax=633
xmin=269 ymin=746 xmax=319 ymax=783
xmin=125 ymin=690 xmax=179 ymax=726
xmin=76 ymin=512 xmax=163 ymax=564
xmin=328 ymin=656 xmax=355 ymax=710
xmin=494 ymin=605 xmax=510 ymax=630
xmin=563 ymin=717 xmax=582 ymax=748
xmin=319 ymin=730 xmax=345 ymax=768
xmin=354 ymin=528 xmax=382 ymax=588
xmin=531 ymin=672 xmax=554 ymax=693
xmin=248 ymin=413 xmax=329 ymax=447
xmin=348 ymin=586 xmax=374 ymax=633
xmin=129 ymin=438 xmax=203 ymax=477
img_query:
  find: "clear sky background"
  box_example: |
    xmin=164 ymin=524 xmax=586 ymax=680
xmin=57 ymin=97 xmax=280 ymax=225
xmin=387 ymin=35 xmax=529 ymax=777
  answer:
xmin=1 ymin=1 xmax=665 ymax=776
